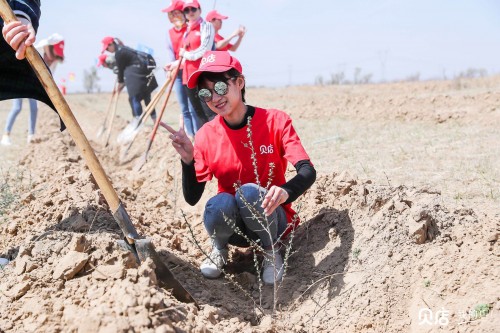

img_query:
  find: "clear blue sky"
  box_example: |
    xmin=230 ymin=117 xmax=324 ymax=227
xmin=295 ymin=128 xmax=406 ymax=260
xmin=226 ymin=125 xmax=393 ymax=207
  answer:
xmin=36 ymin=0 xmax=500 ymax=93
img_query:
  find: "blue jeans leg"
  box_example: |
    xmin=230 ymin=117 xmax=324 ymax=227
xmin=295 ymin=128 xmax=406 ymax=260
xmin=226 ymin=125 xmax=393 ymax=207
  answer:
xmin=235 ymin=183 xmax=288 ymax=248
xmin=129 ymin=96 xmax=142 ymax=118
xmin=5 ymin=99 xmax=23 ymax=133
xmin=175 ymin=70 xmax=198 ymax=136
xmin=28 ymin=99 xmax=38 ymax=135
xmin=203 ymin=184 xmax=288 ymax=250
xmin=204 ymin=193 xmax=245 ymax=250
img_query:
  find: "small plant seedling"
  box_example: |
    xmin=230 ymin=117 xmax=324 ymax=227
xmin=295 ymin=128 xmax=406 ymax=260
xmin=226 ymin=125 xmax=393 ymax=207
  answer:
xmin=473 ymin=303 xmax=492 ymax=319
xmin=424 ymin=280 xmax=431 ymax=288
xmin=352 ymin=248 xmax=361 ymax=260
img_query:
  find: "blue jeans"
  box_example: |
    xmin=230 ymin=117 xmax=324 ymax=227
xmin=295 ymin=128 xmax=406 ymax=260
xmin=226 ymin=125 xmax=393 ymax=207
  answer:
xmin=175 ymin=70 xmax=200 ymax=137
xmin=203 ymin=183 xmax=288 ymax=250
xmin=5 ymin=99 xmax=38 ymax=135
xmin=129 ymin=92 xmax=156 ymax=120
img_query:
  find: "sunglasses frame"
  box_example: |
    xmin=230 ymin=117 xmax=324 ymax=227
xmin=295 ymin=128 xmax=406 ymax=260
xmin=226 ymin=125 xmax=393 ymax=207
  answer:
xmin=198 ymin=77 xmax=237 ymax=103
xmin=183 ymin=7 xmax=198 ymax=14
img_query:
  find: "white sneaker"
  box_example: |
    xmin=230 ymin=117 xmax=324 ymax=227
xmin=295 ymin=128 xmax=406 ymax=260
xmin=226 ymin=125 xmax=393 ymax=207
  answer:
xmin=200 ymin=247 xmax=228 ymax=279
xmin=1 ymin=134 xmax=12 ymax=146
xmin=27 ymin=134 xmax=34 ymax=143
xmin=262 ymin=249 xmax=284 ymax=285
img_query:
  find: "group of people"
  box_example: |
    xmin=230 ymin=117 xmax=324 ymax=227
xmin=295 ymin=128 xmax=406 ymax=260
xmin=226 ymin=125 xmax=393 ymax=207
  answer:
xmin=1 ymin=0 xmax=316 ymax=286
xmin=98 ymin=0 xmax=246 ymax=140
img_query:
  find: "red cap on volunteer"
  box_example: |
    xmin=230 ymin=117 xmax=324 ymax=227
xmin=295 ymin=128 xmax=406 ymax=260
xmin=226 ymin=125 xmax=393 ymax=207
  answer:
xmin=97 ymin=54 xmax=107 ymax=67
xmin=53 ymin=40 xmax=65 ymax=58
xmin=101 ymin=36 xmax=114 ymax=53
xmin=187 ymin=51 xmax=243 ymax=89
xmin=161 ymin=0 xmax=184 ymax=13
xmin=206 ymin=10 xmax=228 ymax=22
xmin=182 ymin=0 xmax=200 ymax=10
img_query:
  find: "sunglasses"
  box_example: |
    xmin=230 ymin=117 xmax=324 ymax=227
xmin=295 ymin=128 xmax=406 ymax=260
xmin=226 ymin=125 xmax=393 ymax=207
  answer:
xmin=198 ymin=78 xmax=236 ymax=102
xmin=183 ymin=7 xmax=198 ymax=14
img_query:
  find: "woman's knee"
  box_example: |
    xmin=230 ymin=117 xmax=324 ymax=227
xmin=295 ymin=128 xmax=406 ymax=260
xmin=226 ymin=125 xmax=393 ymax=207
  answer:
xmin=235 ymin=183 xmax=263 ymax=206
xmin=205 ymin=193 xmax=237 ymax=219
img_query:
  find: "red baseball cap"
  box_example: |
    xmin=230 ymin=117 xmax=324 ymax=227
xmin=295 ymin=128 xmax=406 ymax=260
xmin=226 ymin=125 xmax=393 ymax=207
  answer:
xmin=101 ymin=36 xmax=114 ymax=53
xmin=182 ymin=0 xmax=200 ymax=10
xmin=97 ymin=54 xmax=107 ymax=67
xmin=206 ymin=10 xmax=228 ymax=22
xmin=161 ymin=0 xmax=184 ymax=13
xmin=187 ymin=51 xmax=243 ymax=88
xmin=53 ymin=40 xmax=65 ymax=58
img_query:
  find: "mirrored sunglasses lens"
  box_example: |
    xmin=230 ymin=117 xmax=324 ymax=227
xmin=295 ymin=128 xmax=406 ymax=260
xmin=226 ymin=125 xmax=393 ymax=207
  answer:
xmin=214 ymin=81 xmax=228 ymax=96
xmin=198 ymin=89 xmax=212 ymax=102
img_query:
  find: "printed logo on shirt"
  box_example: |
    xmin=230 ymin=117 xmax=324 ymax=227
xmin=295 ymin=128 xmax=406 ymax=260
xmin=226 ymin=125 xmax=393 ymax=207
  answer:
xmin=260 ymin=144 xmax=274 ymax=154
xmin=201 ymin=53 xmax=216 ymax=66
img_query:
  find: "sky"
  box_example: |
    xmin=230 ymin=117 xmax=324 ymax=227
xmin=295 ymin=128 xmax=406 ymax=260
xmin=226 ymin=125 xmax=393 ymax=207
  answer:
xmin=34 ymin=0 xmax=500 ymax=93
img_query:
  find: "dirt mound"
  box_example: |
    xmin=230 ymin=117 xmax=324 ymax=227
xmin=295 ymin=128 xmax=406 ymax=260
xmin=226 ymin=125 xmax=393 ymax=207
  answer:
xmin=1 ymin=78 xmax=499 ymax=332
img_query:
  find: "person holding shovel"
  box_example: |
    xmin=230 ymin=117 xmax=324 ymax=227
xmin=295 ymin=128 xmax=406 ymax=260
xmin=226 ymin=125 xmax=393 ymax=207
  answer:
xmin=165 ymin=51 xmax=316 ymax=285
xmin=100 ymin=36 xmax=158 ymax=126
xmin=206 ymin=10 xmax=246 ymax=52
xmin=1 ymin=33 xmax=64 ymax=145
xmin=179 ymin=0 xmax=215 ymax=126
xmin=162 ymin=0 xmax=200 ymax=139
xmin=0 ymin=0 xmax=39 ymax=60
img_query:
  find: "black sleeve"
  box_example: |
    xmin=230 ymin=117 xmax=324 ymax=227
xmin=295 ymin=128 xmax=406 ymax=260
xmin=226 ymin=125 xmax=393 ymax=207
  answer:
xmin=281 ymin=160 xmax=316 ymax=204
xmin=6 ymin=0 xmax=41 ymax=31
xmin=114 ymin=48 xmax=126 ymax=84
xmin=181 ymin=160 xmax=206 ymax=206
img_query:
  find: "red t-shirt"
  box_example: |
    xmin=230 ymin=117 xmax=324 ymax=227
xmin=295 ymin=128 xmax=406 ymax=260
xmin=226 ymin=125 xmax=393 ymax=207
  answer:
xmin=214 ymin=33 xmax=233 ymax=51
xmin=169 ymin=25 xmax=187 ymax=60
xmin=193 ymin=107 xmax=311 ymax=234
xmin=182 ymin=21 xmax=202 ymax=84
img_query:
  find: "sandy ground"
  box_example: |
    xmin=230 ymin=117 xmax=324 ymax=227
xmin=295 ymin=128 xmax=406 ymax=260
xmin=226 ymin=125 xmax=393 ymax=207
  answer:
xmin=0 ymin=76 xmax=499 ymax=332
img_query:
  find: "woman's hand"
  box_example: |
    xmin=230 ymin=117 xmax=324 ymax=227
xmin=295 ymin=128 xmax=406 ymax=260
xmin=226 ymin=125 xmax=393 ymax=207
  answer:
xmin=262 ymin=185 xmax=289 ymax=216
xmin=2 ymin=19 xmax=36 ymax=60
xmin=163 ymin=118 xmax=194 ymax=164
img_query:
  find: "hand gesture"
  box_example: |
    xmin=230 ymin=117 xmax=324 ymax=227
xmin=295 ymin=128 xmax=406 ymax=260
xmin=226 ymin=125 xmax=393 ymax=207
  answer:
xmin=238 ymin=25 xmax=246 ymax=37
xmin=2 ymin=18 xmax=36 ymax=60
xmin=261 ymin=185 xmax=289 ymax=216
xmin=163 ymin=117 xmax=194 ymax=164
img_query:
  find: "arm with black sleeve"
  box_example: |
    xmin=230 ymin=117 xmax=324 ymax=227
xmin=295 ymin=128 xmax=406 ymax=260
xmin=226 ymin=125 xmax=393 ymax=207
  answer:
xmin=181 ymin=159 xmax=316 ymax=206
xmin=281 ymin=160 xmax=316 ymax=204
xmin=181 ymin=160 xmax=206 ymax=206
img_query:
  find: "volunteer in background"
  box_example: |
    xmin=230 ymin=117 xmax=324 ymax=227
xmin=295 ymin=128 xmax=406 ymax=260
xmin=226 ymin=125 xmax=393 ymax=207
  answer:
xmin=100 ymin=36 xmax=158 ymax=124
xmin=163 ymin=0 xmax=201 ymax=139
xmin=206 ymin=10 xmax=246 ymax=52
xmin=1 ymin=33 xmax=65 ymax=145
xmin=179 ymin=0 xmax=215 ymax=125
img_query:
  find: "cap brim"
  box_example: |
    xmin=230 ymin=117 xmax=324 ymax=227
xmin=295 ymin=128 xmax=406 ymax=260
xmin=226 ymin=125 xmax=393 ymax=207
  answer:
xmin=161 ymin=5 xmax=174 ymax=12
xmin=187 ymin=65 xmax=233 ymax=89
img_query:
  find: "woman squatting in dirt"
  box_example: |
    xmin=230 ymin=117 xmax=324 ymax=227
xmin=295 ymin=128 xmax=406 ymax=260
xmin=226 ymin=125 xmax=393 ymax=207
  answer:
xmin=165 ymin=51 xmax=316 ymax=285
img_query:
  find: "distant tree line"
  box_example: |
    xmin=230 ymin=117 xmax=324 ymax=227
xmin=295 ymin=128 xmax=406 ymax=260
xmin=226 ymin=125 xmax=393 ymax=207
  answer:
xmin=315 ymin=67 xmax=488 ymax=86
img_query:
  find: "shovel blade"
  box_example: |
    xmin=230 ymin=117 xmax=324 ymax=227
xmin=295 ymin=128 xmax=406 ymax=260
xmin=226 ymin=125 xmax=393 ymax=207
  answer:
xmin=96 ymin=125 xmax=105 ymax=138
xmin=135 ymin=239 xmax=198 ymax=306
xmin=133 ymin=151 xmax=148 ymax=172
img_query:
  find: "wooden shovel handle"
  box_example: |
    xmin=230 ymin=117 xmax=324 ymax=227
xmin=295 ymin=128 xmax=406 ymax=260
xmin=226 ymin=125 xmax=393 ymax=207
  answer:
xmin=0 ymin=1 xmax=121 ymax=211
xmin=148 ymin=56 xmax=183 ymax=143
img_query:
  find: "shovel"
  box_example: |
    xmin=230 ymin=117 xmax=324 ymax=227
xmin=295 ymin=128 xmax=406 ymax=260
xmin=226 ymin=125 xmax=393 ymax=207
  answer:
xmin=96 ymin=79 xmax=118 ymax=138
xmin=103 ymin=88 xmax=120 ymax=147
xmin=133 ymin=57 xmax=183 ymax=172
xmin=0 ymin=1 xmax=197 ymax=306
xmin=116 ymin=77 xmax=171 ymax=146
